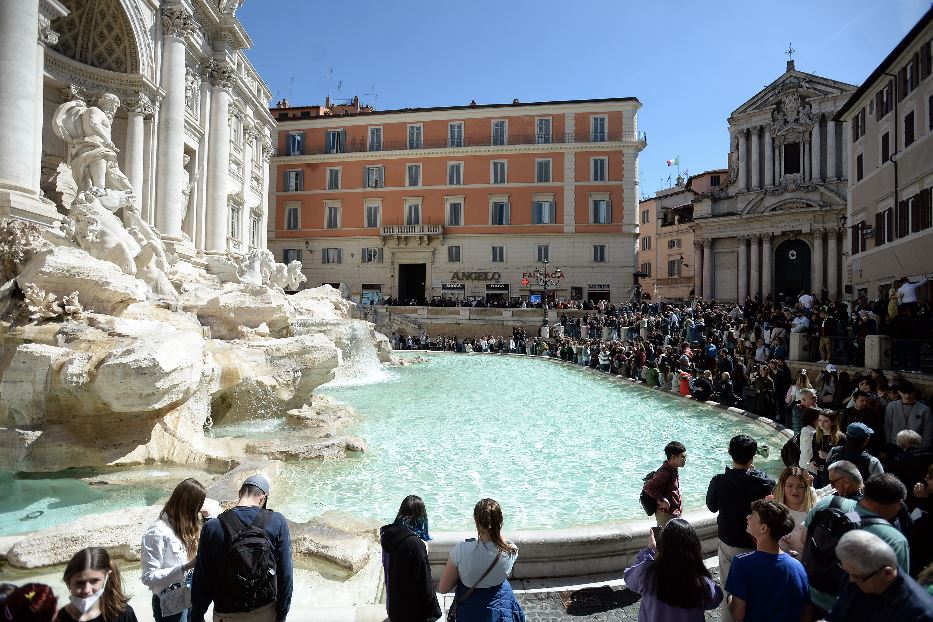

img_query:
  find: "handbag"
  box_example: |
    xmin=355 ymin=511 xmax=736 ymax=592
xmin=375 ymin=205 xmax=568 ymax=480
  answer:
xmin=446 ymin=554 xmax=501 ymax=622
xmin=158 ymin=578 xmax=191 ymax=617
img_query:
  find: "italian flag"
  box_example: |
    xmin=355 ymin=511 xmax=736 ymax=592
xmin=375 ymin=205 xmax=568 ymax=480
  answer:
xmin=666 ymin=157 xmax=679 ymax=167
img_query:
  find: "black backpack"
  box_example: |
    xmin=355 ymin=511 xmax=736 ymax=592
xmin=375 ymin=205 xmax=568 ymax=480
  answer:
xmin=801 ymin=496 xmax=889 ymax=595
xmin=781 ymin=433 xmax=801 ymax=467
xmin=639 ymin=471 xmax=658 ymax=516
xmin=216 ymin=509 xmax=277 ymax=613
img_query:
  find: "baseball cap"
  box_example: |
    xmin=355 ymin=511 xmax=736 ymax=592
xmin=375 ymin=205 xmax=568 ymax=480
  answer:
xmin=846 ymin=422 xmax=873 ymax=439
xmin=243 ymin=474 xmax=270 ymax=496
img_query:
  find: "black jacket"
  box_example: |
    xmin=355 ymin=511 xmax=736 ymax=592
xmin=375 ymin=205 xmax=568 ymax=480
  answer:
xmin=706 ymin=466 xmax=776 ymax=548
xmin=380 ymin=524 xmax=442 ymax=622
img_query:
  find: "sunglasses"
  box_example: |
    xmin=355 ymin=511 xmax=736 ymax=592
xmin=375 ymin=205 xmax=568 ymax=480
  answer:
xmin=838 ymin=561 xmax=885 ymax=583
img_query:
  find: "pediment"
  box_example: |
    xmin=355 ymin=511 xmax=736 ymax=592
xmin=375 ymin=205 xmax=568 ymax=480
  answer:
xmin=731 ymin=70 xmax=857 ymax=118
xmin=741 ymin=183 xmax=847 ymax=216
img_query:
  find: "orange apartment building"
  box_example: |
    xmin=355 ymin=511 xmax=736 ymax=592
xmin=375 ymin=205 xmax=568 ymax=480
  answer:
xmin=268 ymin=97 xmax=646 ymax=304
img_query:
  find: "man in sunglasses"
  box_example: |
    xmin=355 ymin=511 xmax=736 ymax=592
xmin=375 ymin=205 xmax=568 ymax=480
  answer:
xmin=827 ymin=530 xmax=933 ymax=621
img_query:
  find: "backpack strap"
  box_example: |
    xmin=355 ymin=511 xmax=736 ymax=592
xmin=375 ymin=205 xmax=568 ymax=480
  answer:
xmin=250 ymin=508 xmax=273 ymax=531
xmin=219 ymin=509 xmax=248 ymax=540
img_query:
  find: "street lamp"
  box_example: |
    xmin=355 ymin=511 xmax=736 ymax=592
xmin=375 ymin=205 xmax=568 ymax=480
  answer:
xmin=527 ymin=258 xmax=564 ymax=336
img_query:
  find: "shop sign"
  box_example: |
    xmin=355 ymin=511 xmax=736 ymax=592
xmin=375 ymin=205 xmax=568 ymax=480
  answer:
xmin=587 ymin=283 xmax=610 ymax=290
xmin=486 ymin=283 xmax=510 ymax=291
xmin=450 ymin=271 xmax=501 ymax=281
xmin=441 ymin=283 xmax=465 ymax=290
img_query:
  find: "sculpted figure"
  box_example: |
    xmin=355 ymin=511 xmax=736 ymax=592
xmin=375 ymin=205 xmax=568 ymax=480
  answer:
xmin=286 ymin=260 xmax=307 ymax=290
xmin=239 ymin=248 xmax=275 ymax=286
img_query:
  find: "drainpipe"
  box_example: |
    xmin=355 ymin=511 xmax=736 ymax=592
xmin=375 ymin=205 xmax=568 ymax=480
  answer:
xmin=882 ymin=71 xmax=899 ymax=232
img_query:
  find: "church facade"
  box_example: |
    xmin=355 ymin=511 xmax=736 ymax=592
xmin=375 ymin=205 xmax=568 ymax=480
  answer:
xmin=692 ymin=59 xmax=856 ymax=303
xmin=0 ymin=0 xmax=274 ymax=260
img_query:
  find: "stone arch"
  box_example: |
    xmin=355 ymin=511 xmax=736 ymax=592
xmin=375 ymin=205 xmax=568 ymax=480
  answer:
xmin=52 ymin=0 xmax=150 ymax=75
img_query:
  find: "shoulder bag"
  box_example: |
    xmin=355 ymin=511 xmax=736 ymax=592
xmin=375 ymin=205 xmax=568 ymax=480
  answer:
xmin=446 ymin=553 xmax=501 ymax=622
xmin=158 ymin=571 xmax=192 ymax=617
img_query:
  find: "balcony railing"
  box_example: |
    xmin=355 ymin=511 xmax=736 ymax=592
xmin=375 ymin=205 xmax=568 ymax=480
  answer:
xmin=283 ymin=131 xmax=647 ymax=157
xmin=380 ymin=224 xmax=443 ymax=236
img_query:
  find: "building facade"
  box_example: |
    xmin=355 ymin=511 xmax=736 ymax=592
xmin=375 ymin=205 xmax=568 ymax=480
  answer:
xmin=692 ymin=60 xmax=856 ymax=302
xmin=838 ymin=7 xmax=933 ymax=300
xmin=268 ymin=98 xmax=646 ymax=305
xmin=0 ymin=0 xmax=274 ymax=260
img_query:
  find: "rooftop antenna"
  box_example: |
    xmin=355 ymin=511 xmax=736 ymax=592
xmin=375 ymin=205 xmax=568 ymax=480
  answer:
xmin=363 ymin=83 xmax=379 ymax=106
xmin=287 ymin=76 xmax=294 ymax=101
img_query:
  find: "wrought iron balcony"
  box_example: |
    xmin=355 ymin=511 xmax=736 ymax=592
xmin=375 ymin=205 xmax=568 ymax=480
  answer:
xmin=380 ymin=224 xmax=443 ymax=236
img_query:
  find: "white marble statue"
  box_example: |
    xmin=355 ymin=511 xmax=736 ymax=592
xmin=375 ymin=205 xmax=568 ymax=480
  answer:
xmin=286 ymin=260 xmax=307 ymax=290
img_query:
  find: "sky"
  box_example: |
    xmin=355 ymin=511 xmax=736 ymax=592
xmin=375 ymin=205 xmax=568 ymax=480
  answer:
xmin=237 ymin=0 xmax=930 ymax=198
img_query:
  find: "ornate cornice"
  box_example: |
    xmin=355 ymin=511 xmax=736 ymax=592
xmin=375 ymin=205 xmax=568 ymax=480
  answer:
xmin=38 ymin=14 xmax=59 ymax=46
xmin=204 ymin=60 xmax=236 ymax=89
xmin=124 ymin=92 xmax=154 ymax=118
xmin=693 ymin=239 xmax=704 ymax=249
xmin=45 ymin=49 xmax=161 ymax=105
xmin=162 ymin=5 xmax=196 ymax=39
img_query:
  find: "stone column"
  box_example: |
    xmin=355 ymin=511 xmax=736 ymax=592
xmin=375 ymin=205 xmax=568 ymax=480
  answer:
xmin=737 ymin=130 xmax=748 ymax=192
xmin=765 ymin=132 xmax=774 ymax=187
xmin=751 ymin=127 xmax=760 ymax=190
xmin=204 ymin=60 xmax=236 ymax=253
xmin=702 ymin=238 xmax=714 ymax=301
xmin=811 ymin=120 xmax=821 ymax=181
xmin=155 ymin=5 xmax=194 ymax=238
xmin=841 ymin=130 xmax=849 ymax=179
xmin=693 ymin=239 xmax=704 ymax=299
xmin=737 ymin=235 xmax=749 ymax=302
xmin=803 ymin=137 xmax=810 ymax=181
xmin=813 ymin=227 xmax=825 ymax=296
xmin=123 ymin=93 xmax=153 ymax=213
xmin=241 ymin=123 xmax=255 ymax=248
xmin=826 ymin=120 xmax=836 ymax=181
xmin=260 ymin=134 xmax=273 ymax=250
xmin=750 ymin=234 xmax=761 ymax=300
xmin=826 ymin=227 xmax=839 ymax=299
xmin=761 ymin=232 xmax=773 ymax=301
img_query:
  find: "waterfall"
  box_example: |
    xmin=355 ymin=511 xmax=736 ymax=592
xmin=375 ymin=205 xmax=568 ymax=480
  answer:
xmin=325 ymin=321 xmax=390 ymax=387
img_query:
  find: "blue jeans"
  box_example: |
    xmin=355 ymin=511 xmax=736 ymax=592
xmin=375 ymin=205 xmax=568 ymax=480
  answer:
xmin=152 ymin=594 xmax=190 ymax=622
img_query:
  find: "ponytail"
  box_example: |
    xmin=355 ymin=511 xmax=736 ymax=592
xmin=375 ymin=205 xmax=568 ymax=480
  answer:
xmin=473 ymin=498 xmax=515 ymax=556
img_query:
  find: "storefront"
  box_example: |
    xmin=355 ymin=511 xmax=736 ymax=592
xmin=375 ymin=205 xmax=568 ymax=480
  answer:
xmin=486 ymin=282 xmax=510 ymax=303
xmin=587 ymin=283 xmax=611 ymax=303
xmin=361 ymin=284 xmax=382 ymax=306
xmin=438 ymin=282 xmax=465 ymax=302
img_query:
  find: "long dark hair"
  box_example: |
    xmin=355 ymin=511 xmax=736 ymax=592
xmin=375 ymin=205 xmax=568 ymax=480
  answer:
xmin=394 ymin=494 xmax=431 ymax=541
xmin=1 ymin=583 xmax=57 ymax=622
xmin=473 ymin=498 xmax=516 ymax=556
xmin=646 ymin=519 xmax=712 ymax=609
xmin=63 ymin=547 xmax=129 ymax=621
xmin=161 ymin=478 xmax=206 ymax=554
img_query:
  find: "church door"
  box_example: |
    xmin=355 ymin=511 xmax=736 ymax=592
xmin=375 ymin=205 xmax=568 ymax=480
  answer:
xmin=773 ymin=239 xmax=812 ymax=300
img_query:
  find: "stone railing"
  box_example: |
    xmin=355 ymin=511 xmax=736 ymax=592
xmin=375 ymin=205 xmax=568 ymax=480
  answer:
xmin=379 ymin=224 xmax=443 ymax=236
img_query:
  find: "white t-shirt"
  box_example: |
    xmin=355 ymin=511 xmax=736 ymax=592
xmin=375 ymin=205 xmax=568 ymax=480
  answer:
xmin=450 ymin=539 xmax=517 ymax=588
xmin=898 ymin=277 xmax=928 ymax=304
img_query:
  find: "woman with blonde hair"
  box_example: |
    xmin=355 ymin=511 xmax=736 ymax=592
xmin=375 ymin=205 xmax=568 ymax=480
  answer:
xmin=56 ymin=547 xmax=135 ymax=622
xmin=771 ymin=466 xmax=817 ymax=556
xmin=140 ymin=478 xmax=211 ymax=622
xmin=439 ymin=499 xmax=524 ymax=621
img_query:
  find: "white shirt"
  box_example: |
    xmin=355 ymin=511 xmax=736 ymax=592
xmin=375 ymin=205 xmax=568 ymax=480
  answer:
xmin=799 ymin=294 xmax=814 ymax=308
xmin=898 ymin=277 xmax=928 ymax=304
xmin=799 ymin=425 xmax=816 ymax=472
xmin=140 ymin=517 xmax=189 ymax=594
xmin=450 ymin=539 xmax=517 ymax=589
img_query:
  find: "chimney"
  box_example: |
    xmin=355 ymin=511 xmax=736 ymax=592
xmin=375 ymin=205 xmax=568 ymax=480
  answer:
xmin=786 ymin=59 xmax=795 ymax=72
xmin=325 ymin=96 xmax=331 ymax=108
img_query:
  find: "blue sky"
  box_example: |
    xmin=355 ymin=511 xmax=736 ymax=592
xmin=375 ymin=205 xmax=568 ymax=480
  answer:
xmin=238 ymin=0 xmax=929 ymax=197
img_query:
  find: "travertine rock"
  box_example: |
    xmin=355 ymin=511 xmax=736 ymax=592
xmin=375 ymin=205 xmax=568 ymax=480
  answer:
xmin=245 ymin=434 xmax=366 ymax=461
xmin=285 ymin=394 xmax=355 ymax=429
xmin=16 ymin=246 xmax=146 ymax=315
xmin=180 ymin=282 xmax=294 ymax=339
xmin=289 ymin=285 xmax=354 ymax=320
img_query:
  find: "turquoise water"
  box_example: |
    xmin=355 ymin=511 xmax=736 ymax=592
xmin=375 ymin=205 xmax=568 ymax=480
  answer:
xmin=269 ymin=353 xmax=785 ymax=530
xmin=0 ymin=469 xmax=178 ymax=536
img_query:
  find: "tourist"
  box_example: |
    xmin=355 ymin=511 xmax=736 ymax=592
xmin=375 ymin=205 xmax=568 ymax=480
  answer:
xmin=725 ymin=500 xmax=812 ymax=622
xmin=810 ymin=409 xmax=845 ymax=488
xmin=801 ymin=473 xmax=909 ymax=614
xmin=840 ymin=390 xmax=885 ymax=455
xmin=622 ymin=519 xmax=723 ymax=621
xmin=642 ymin=441 xmax=686 ymax=527
xmin=141 ymin=478 xmax=213 ymax=622
xmin=380 ymin=495 xmax=442 ymax=621
xmin=887 ymin=430 xmax=933 ymax=507
xmin=787 ymin=370 xmax=814 ymax=429
xmin=897 ymin=274 xmax=929 ymax=314
xmin=192 ymin=475 xmax=293 ymax=622
xmin=771 ymin=466 xmax=817 ymax=557
xmin=705 ymin=435 xmax=777 ymax=622
xmin=715 ymin=371 xmax=739 ymax=406
xmin=438 ymin=498 xmax=525 ymax=621
xmin=818 ymin=366 xmax=839 ymax=408
xmin=1 ymin=583 xmax=57 ymax=622
xmin=57 ymin=547 xmax=137 ymax=622
xmin=826 ymin=422 xmax=884 ymax=482
xmin=884 ymin=380 xmax=932 ymax=450
xmin=798 ymin=407 xmax=821 ymax=472
xmin=750 ymin=365 xmax=775 ymax=420
xmin=827 ymin=530 xmax=933 ymax=621
xmin=691 ymin=370 xmax=714 ymax=402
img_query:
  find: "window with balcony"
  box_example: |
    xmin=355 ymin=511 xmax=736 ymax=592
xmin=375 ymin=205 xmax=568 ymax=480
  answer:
xmin=287 ymin=132 xmax=304 ymax=156
xmin=448 ymin=162 xmax=463 ymax=185
xmin=325 ymin=204 xmax=340 ymax=229
xmin=536 ymin=244 xmax=549 ymax=262
xmin=593 ymin=244 xmax=606 ymax=262
xmin=326 ymin=129 xmax=345 ymax=154
xmin=408 ymin=124 xmax=423 ymax=149
xmin=407 ymin=163 xmax=421 ymax=187
xmin=536 ymin=159 xmax=551 ymax=183
xmin=492 ymin=246 xmax=505 ymax=262
xmin=532 ymin=200 xmax=556 ymax=224
xmin=368 ymin=126 xmax=383 ymax=151
xmin=592 ymin=157 xmax=607 ymax=182
xmin=362 ymin=247 xmax=383 ymax=263
xmin=491 ymin=201 xmax=510 ymax=225
xmin=283 ymin=248 xmax=302 ymax=264
xmin=326 ymin=167 xmax=341 ymax=190
xmin=322 ymin=248 xmax=342 ymax=264
xmin=536 ymin=117 xmax=552 ymax=144
xmin=449 ymin=122 xmax=464 ymax=147
xmin=285 ymin=170 xmax=303 ymax=192
xmin=405 ymin=201 xmax=421 ymax=225
xmin=492 ymin=160 xmax=507 ymax=184
xmin=285 ymin=202 xmax=300 ymax=230
xmin=592 ymin=198 xmax=611 ymax=224
xmin=364 ymin=201 xmax=381 ymax=228
xmin=447 ymin=200 xmax=463 ymax=226
xmin=365 ymin=165 xmax=384 ymax=188
xmin=591 ymin=115 xmax=607 ymax=142
xmin=448 ymin=245 xmax=461 ymax=262
xmin=492 ymin=120 xmax=507 ymax=146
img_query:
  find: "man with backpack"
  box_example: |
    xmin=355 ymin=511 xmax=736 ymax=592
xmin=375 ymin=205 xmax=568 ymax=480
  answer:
xmin=826 ymin=422 xmax=884 ymax=482
xmin=800 ymin=472 xmax=909 ymax=616
xmin=192 ymin=475 xmax=293 ymax=622
xmin=641 ymin=441 xmax=686 ymax=527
